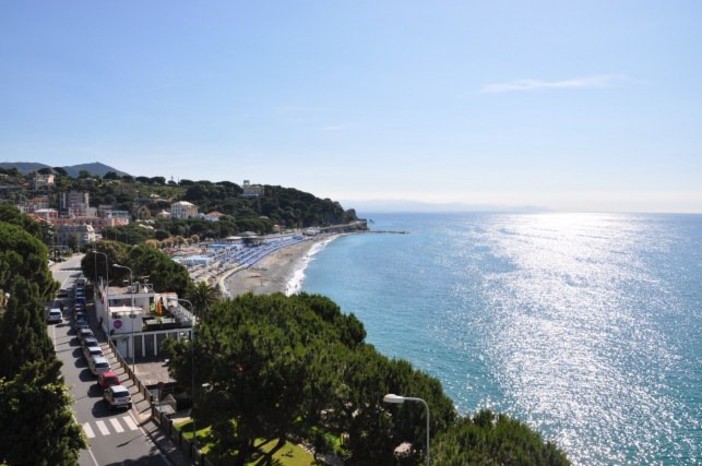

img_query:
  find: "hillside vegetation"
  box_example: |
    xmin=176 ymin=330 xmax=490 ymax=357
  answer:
xmin=0 ymin=166 xmax=359 ymax=239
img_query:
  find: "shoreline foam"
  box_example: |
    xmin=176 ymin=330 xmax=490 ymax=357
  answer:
xmin=223 ymin=235 xmax=338 ymax=297
xmin=284 ymin=235 xmax=340 ymax=296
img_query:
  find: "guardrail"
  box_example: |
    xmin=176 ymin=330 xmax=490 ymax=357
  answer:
xmin=107 ymin=337 xmax=153 ymax=404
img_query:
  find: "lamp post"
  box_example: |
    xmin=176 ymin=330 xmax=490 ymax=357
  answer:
xmin=176 ymin=298 xmax=197 ymax=449
xmin=383 ymin=394 xmax=431 ymax=466
xmin=113 ymin=263 xmax=135 ymax=372
xmin=92 ymin=250 xmax=109 ymax=335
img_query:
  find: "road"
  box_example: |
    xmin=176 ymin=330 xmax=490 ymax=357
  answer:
xmin=50 ymin=255 xmax=170 ymax=466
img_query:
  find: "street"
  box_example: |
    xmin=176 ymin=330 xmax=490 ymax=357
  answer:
xmin=50 ymin=255 xmax=170 ymax=466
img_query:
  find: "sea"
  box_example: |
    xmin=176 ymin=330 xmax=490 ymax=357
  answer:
xmin=295 ymin=212 xmax=701 ymax=465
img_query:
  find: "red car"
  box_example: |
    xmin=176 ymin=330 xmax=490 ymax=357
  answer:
xmin=97 ymin=371 xmax=121 ymax=390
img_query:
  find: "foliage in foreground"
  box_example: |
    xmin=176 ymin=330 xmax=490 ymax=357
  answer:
xmin=165 ymin=293 xmax=568 ymax=466
xmin=0 ymin=213 xmax=86 ymax=465
xmin=432 ymin=410 xmax=570 ymax=466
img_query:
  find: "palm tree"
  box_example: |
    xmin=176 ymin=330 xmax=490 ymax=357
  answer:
xmin=187 ymin=281 xmax=220 ymax=321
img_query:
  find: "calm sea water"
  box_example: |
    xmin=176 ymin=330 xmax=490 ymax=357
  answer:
xmin=301 ymin=213 xmax=702 ymax=465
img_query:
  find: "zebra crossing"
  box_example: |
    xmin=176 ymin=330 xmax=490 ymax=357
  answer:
xmin=83 ymin=414 xmax=139 ymax=439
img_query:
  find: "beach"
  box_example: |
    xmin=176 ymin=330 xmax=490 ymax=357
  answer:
xmin=222 ymin=237 xmax=328 ymax=297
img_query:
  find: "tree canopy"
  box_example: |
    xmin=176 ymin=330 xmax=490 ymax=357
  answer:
xmin=164 ymin=292 xmax=570 ymax=465
xmin=164 ymin=293 xmax=456 ymax=465
xmin=0 ymin=217 xmax=86 ymax=463
xmin=432 ymin=410 xmax=570 ymax=466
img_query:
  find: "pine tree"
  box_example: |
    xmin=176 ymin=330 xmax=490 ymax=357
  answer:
xmin=0 ymin=219 xmax=86 ymax=464
xmin=0 ymin=360 xmax=86 ymax=465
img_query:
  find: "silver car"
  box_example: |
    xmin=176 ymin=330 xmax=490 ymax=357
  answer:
xmin=104 ymin=385 xmax=132 ymax=410
xmin=88 ymin=355 xmax=110 ymax=376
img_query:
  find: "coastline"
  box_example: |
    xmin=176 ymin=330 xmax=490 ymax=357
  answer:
xmin=222 ymin=235 xmax=338 ymax=297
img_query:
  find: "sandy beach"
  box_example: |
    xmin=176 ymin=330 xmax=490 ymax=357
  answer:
xmin=222 ymin=237 xmax=327 ymax=297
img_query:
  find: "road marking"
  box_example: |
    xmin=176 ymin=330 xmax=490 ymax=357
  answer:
xmin=95 ymin=420 xmax=110 ymax=436
xmin=123 ymin=415 xmax=138 ymax=431
xmin=109 ymin=417 xmax=124 ymax=433
xmin=83 ymin=422 xmax=95 ymax=439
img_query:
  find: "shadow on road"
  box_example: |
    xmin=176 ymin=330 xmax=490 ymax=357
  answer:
xmin=79 ymin=368 xmax=96 ymax=382
xmin=87 ymin=383 xmax=103 ymax=399
xmin=74 ymin=357 xmax=88 ymax=369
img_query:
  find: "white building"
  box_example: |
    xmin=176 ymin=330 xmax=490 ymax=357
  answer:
xmin=93 ymin=280 xmax=194 ymax=361
xmin=57 ymin=223 xmax=97 ymax=246
xmin=32 ymin=173 xmax=55 ymax=190
xmin=170 ymin=201 xmax=198 ymax=219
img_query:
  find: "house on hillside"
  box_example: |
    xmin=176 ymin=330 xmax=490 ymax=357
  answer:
xmin=32 ymin=173 xmax=55 ymax=190
xmin=203 ymin=211 xmax=224 ymax=222
xmin=242 ymin=180 xmax=264 ymax=197
xmin=171 ymin=201 xmax=198 ymax=219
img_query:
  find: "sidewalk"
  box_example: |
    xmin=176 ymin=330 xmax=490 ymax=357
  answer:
xmin=95 ymin=316 xmax=193 ymax=466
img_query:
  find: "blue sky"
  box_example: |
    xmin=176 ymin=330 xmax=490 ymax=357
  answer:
xmin=2 ymin=1 xmax=701 ymax=213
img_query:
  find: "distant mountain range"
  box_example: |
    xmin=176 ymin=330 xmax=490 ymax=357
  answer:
xmin=0 ymin=162 xmax=129 ymax=178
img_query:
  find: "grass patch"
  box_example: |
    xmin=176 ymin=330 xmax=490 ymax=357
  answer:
xmin=173 ymin=419 xmax=316 ymax=465
xmin=173 ymin=419 xmax=213 ymax=453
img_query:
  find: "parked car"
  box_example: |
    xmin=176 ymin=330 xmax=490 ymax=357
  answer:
xmin=47 ymin=308 xmax=63 ymax=324
xmin=78 ymin=327 xmax=94 ymax=342
xmin=88 ymin=355 xmax=111 ymax=376
xmin=56 ymin=288 xmax=68 ymax=299
xmin=104 ymin=385 xmax=131 ymax=410
xmin=74 ymin=320 xmax=89 ymax=333
xmin=83 ymin=346 xmax=104 ymax=362
xmin=82 ymin=336 xmax=100 ymax=351
xmin=97 ymin=371 xmax=121 ymax=391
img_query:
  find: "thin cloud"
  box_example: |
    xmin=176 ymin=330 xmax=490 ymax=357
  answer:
xmin=480 ymin=75 xmax=628 ymax=94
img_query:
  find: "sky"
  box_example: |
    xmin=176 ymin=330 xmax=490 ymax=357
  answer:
xmin=2 ymin=1 xmax=701 ymax=213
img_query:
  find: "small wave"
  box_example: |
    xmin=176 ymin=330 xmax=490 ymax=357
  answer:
xmin=284 ymin=236 xmax=340 ymax=296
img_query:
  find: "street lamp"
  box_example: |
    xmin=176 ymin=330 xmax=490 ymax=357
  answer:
xmin=175 ymin=298 xmax=197 ymax=449
xmin=383 ymin=394 xmax=431 ymax=466
xmin=113 ymin=264 xmax=135 ymax=372
xmin=92 ymin=250 xmax=109 ymax=335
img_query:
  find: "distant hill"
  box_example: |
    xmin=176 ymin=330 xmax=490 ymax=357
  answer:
xmin=0 ymin=162 xmax=48 ymax=174
xmin=0 ymin=161 xmax=129 ymax=178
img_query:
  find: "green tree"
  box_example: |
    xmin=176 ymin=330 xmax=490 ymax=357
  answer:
xmin=0 ymin=204 xmax=44 ymax=242
xmin=0 ymin=220 xmax=86 ymax=464
xmin=80 ymin=240 xmax=129 ymax=286
xmin=127 ymin=244 xmax=191 ymax=295
xmin=0 ymin=221 xmax=56 ymax=303
xmin=163 ymin=293 xmax=458 ymax=466
xmin=0 ymin=275 xmax=54 ymax=378
xmin=432 ymin=410 xmax=570 ymax=466
xmin=164 ymin=294 xmax=345 ymax=465
xmin=0 ymin=360 xmax=86 ymax=465
xmin=186 ymin=281 xmax=220 ymax=321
